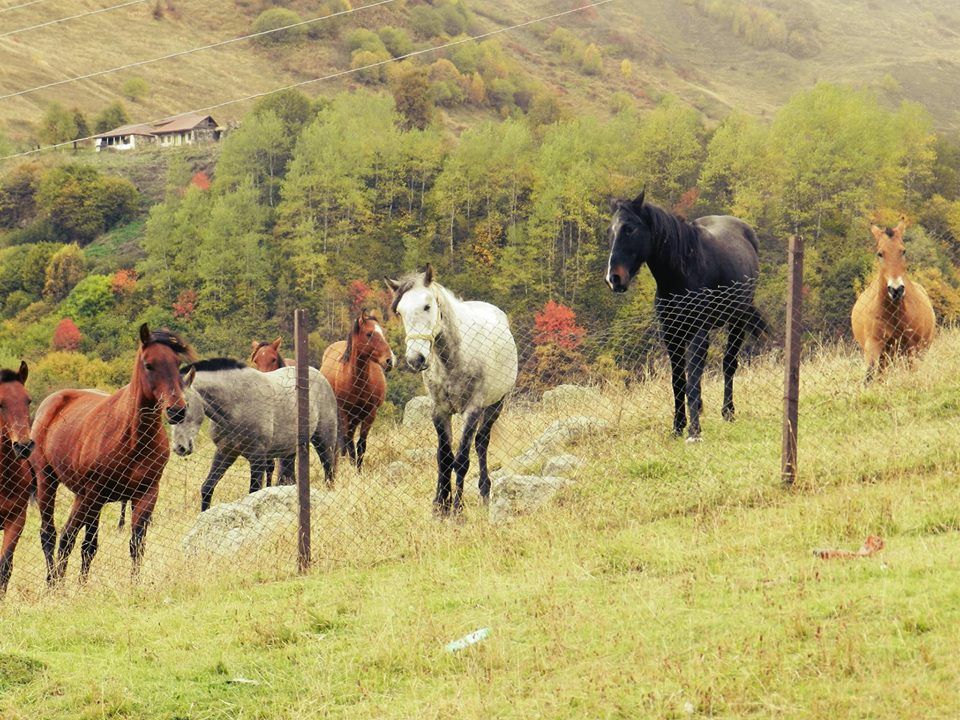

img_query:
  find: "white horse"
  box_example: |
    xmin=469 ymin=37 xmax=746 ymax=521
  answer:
xmin=385 ymin=264 xmax=518 ymax=514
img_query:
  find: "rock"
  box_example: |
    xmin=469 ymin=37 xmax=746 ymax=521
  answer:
xmin=385 ymin=460 xmax=412 ymax=477
xmin=542 ymin=454 xmax=584 ymax=478
xmin=404 ymin=447 xmax=435 ymax=464
xmin=513 ymin=416 xmax=609 ymax=472
xmin=541 ymin=384 xmax=603 ymax=412
xmin=403 ymin=395 xmax=434 ymax=428
xmin=181 ymin=485 xmax=326 ymax=557
xmin=489 ymin=474 xmax=573 ymax=524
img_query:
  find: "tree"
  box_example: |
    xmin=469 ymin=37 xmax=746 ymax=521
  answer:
xmin=36 ymin=164 xmax=139 ymax=245
xmin=61 ymin=274 xmax=114 ymax=320
xmin=52 ymin=318 xmax=82 ymax=351
xmin=252 ymin=8 xmax=304 ymax=45
xmin=378 ymin=26 xmax=413 ymax=57
xmin=43 ymin=244 xmax=87 ymax=300
xmin=390 ymin=64 xmax=435 ymax=130
xmin=39 ymin=103 xmax=79 ymax=145
xmin=252 ymin=89 xmax=314 ymax=136
xmin=214 ymin=111 xmax=290 ymax=206
xmin=581 ymin=44 xmax=603 ymax=75
xmin=122 ymin=76 xmax=150 ymax=101
xmin=94 ymin=102 xmax=130 ymax=134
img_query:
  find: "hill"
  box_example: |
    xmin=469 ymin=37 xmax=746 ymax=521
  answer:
xmin=1 ymin=0 xmax=959 ymax=149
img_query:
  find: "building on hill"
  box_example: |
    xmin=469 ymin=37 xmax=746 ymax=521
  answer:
xmin=93 ymin=114 xmax=223 ymax=152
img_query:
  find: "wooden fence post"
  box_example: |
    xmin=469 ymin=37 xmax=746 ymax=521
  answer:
xmin=781 ymin=235 xmax=804 ymax=486
xmin=295 ymin=309 xmax=311 ymax=572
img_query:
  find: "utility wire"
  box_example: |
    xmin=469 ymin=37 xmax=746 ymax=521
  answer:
xmin=0 ymin=0 xmax=402 ymax=100
xmin=0 ymin=0 xmax=57 ymax=15
xmin=0 ymin=0 xmax=147 ymax=38
xmin=1 ymin=0 xmax=616 ymax=161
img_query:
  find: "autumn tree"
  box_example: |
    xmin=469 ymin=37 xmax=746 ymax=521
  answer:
xmin=52 ymin=318 xmax=82 ymax=351
xmin=43 ymin=243 xmax=86 ymax=300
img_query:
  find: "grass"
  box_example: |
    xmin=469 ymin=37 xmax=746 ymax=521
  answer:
xmin=2 ymin=329 xmax=960 ymax=717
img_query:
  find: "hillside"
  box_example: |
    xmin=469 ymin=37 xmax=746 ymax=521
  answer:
xmin=1 ymin=0 xmax=959 ymax=148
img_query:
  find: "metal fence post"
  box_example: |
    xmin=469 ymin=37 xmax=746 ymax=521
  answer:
xmin=294 ymin=309 xmax=311 ymax=572
xmin=781 ymin=235 xmax=804 ymax=486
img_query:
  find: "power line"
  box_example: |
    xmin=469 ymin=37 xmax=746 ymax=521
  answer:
xmin=0 ymin=0 xmax=57 ymax=15
xmin=0 ymin=0 xmax=402 ymax=101
xmin=0 ymin=0 xmax=147 ymax=38
xmin=1 ymin=0 xmax=616 ymax=162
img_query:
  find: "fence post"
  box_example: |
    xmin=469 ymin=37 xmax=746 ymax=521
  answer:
xmin=781 ymin=234 xmax=804 ymax=486
xmin=294 ymin=308 xmax=311 ymax=572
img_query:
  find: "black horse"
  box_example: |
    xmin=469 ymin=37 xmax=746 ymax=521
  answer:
xmin=605 ymin=190 xmax=765 ymax=440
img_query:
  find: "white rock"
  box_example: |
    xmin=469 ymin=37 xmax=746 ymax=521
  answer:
xmin=513 ymin=416 xmax=609 ymax=472
xmin=542 ymin=454 xmax=584 ymax=477
xmin=489 ymin=474 xmax=573 ymax=524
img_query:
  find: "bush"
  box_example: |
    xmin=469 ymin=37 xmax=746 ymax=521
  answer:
xmin=252 ymin=8 xmax=305 ymax=45
xmin=52 ymin=318 xmax=82 ymax=351
xmin=30 ymin=351 xmax=117 ymax=397
xmin=61 ymin=274 xmax=114 ymax=321
xmin=3 ymin=291 xmax=32 ymax=319
xmin=409 ymin=6 xmax=443 ymax=38
xmin=346 ymin=28 xmax=386 ymax=54
xmin=307 ymin=0 xmax=351 ymax=39
xmin=121 ymin=76 xmax=149 ymax=102
xmin=0 ymin=163 xmax=42 ymax=230
xmin=378 ymin=26 xmax=413 ymax=58
xmin=350 ymin=49 xmax=391 ymax=84
xmin=43 ymin=243 xmax=86 ymax=300
xmin=93 ymin=102 xmax=129 ymax=134
xmin=581 ymin=44 xmax=603 ymax=75
xmin=36 ymin=165 xmax=139 ymax=245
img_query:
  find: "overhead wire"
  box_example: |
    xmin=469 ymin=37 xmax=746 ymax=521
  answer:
xmin=0 ymin=0 xmax=148 ymax=38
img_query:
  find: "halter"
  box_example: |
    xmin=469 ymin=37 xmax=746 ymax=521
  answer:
xmin=404 ymin=289 xmax=444 ymax=350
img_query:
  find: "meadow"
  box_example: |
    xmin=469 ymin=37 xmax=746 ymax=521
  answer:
xmin=1 ymin=327 xmax=959 ymax=718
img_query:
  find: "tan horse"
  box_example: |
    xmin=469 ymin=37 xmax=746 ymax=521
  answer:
xmin=851 ymin=219 xmax=936 ymax=381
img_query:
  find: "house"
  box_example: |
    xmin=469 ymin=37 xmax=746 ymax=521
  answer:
xmin=93 ymin=113 xmax=222 ymax=152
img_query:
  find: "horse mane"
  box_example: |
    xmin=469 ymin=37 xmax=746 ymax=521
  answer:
xmin=181 ymin=358 xmax=247 ymax=373
xmin=146 ymin=329 xmax=196 ymax=363
xmin=631 ymin=201 xmax=703 ymax=274
xmin=340 ymin=311 xmax=381 ymax=363
xmin=0 ymin=369 xmax=21 ymax=383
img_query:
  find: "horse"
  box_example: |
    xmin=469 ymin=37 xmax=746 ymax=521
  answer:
xmin=250 ymin=338 xmax=295 ymax=372
xmin=170 ymin=360 xmax=339 ymax=511
xmin=385 ymin=265 xmax=517 ymax=514
xmin=605 ymin=190 xmax=766 ymax=441
xmin=32 ymin=324 xmax=195 ymax=584
xmin=0 ymin=362 xmax=34 ymax=597
xmin=851 ymin=219 xmax=936 ymax=381
xmin=320 ymin=310 xmax=395 ymax=470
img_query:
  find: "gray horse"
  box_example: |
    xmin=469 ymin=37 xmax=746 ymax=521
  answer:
xmin=171 ymin=359 xmax=339 ymax=512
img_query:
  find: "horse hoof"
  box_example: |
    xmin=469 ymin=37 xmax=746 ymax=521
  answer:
xmin=722 ymin=409 xmax=735 ymax=422
xmin=686 ymin=435 xmax=703 ymax=444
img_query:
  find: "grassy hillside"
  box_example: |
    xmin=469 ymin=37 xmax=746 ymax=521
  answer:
xmin=2 ymin=0 xmax=959 ymax=148
xmin=1 ymin=330 xmax=959 ymax=717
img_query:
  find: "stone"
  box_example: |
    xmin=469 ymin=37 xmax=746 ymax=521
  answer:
xmin=404 ymin=447 xmax=435 ymax=464
xmin=488 ymin=474 xmax=573 ymax=524
xmin=402 ymin=395 xmax=434 ymax=427
xmin=385 ymin=460 xmax=412 ymax=477
xmin=513 ymin=416 xmax=609 ymax=472
xmin=540 ymin=384 xmax=603 ymax=412
xmin=542 ymin=454 xmax=584 ymax=478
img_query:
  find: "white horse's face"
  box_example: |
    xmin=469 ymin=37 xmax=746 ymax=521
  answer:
xmin=171 ymin=385 xmax=204 ymax=456
xmin=395 ymin=284 xmax=441 ymax=372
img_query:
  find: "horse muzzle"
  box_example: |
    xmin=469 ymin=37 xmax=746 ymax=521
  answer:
xmin=606 ymin=265 xmax=631 ymax=293
xmin=11 ymin=439 xmax=33 ymax=460
xmin=173 ymin=441 xmax=193 ymax=457
xmin=383 ymin=353 xmax=396 ymax=373
xmin=166 ymin=406 xmax=187 ymax=425
xmin=887 ymin=283 xmax=905 ymax=302
xmin=406 ymin=352 xmax=429 ymax=372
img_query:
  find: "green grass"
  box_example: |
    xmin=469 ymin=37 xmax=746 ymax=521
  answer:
xmin=2 ymin=331 xmax=960 ymax=717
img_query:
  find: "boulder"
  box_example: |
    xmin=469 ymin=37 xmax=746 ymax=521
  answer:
xmin=403 ymin=395 xmax=434 ymax=428
xmin=489 ymin=474 xmax=573 ymax=524
xmin=513 ymin=416 xmax=609 ymax=472
xmin=542 ymin=453 xmax=584 ymax=478
xmin=541 ymin=384 xmax=603 ymax=412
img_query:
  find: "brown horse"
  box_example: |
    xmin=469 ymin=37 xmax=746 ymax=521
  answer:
xmin=250 ymin=338 xmax=295 ymax=372
xmin=320 ymin=310 xmax=395 ymax=470
xmin=32 ymin=324 xmax=195 ymax=584
xmin=851 ymin=219 xmax=936 ymax=381
xmin=0 ymin=362 xmax=34 ymax=597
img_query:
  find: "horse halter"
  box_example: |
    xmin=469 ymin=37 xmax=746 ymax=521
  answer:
xmin=404 ymin=290 xmax=444 ymax=350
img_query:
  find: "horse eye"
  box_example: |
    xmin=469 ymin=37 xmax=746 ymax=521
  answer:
xmin=144 ymin=362 xmax=154 ymax=371
xmin=877 ymin=252 xmax=883 ymax=258
xmin=424 ymin=304 xmax=431 ymax=311
xmin=366 ymin=332 xmax=372 ymax=338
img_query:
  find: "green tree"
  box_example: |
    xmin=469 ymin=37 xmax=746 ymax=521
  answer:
xmin=43 ymin=243 xmax=87 ymax=300
xmin=122 ymin=76 xmax=150 ymax=101
xmin=252 ymin=8 xmax=304 ymax=45
xmin=39 ymin=103 xmax=80 ymax=145
xmin=214 ymin=111 xmax=289 ymax=206
xmin=36 ymin=165 xmax=139 ymax=245
xmin=94 ymin=102 xmax=130 ymax=133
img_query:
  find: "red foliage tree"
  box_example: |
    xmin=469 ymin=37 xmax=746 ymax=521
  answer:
xmin=173 ymin=289 xmax=198 ymax=320
xmin=347 ymin=279 xmax=375 ymax=317
xmin=111 ymin=268 xmax=137 ymax=297
xmin=52 ymin=317 xmax=82 ymax=351
xmin=533 ymin=299 xmax=586 ymax=350
xmin=191 ymin=171 xmax=211 ymax=191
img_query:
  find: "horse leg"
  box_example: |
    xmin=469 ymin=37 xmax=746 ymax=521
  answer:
xmin=722 ymin=319 xmax=747 ymax=421
xmin=344 ymin=415 xmax=358 ymax=467
xmin=475 ymin=399 xmax=504 ymax=504
xmin=248 ymin=456 xmax=270 ymax=495
xmin=863 ymin=338 xmax=883 ymax=384
xmin=36 ymin=465 xmax=59 ymax=586
xmin=310 ymin=432 xmax=336 ymax=488
xmin=129 ymin=485 xmax=158 ymax=579
xmin=0 ymin=507 xmax=27 ymax=597
xmin=452 ymin=409 xmax=484 ymax=513
xmin=665 ymin=336 xmax=687 ymax=437
xmin=117 ymin=501 xmax=126 ymax=530
xmin=433 ymin=413 xmax=455 ymax=515
xmin=79 ymin=498 xmax=106 ymax=582
xmin=685 ymin=327 xmax=710 ymax=441
xmin=355 ymin=412 xmax=376 ymax=472
xmin=54 ymin=494 xmax=89 ymax=583
xmin=200 ymin=448 xmax=239 ymax=512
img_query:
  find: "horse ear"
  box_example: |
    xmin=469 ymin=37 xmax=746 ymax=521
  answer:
xmin=17 ymin=360 xmax=27 ymax=384
xmin=870 ymin=225 xmax=885 ymax=243
xmin=609 ymin=197 xmax=622 ymax=213
xmin=423 ymin=263 xmax=434 ymax=286
xmin=251 ymin=340 xmax=260 ymax=352
xmin=384 ymin=277 xmax=400 ymax=293
xmin=630 ymin=189 xmax=645 ymax=208
xmin=896 ymin=216 xmax=907 ymax=237
xmin=272 ymin=337 xmax=282 ymax=351
xmin=139 ymin=322 xmax=151 ymax=346
xmin=182 ymin=366 xmax=196 ymax=388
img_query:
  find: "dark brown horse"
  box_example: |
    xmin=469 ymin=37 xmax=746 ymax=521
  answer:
xmin=0 ymin=362 xmax=34 ymax=596
xmin=32 ymin=324 xmax=195 ymax=584
xmin=320 ymin=310 xmax=395 ymax=470
xmin=250 ymin=338 xmax=295 ymax=372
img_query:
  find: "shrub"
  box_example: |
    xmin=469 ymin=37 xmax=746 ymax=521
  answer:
xmin=52 ymin=318 xmax=82 ymax=351
xmin=111 ymin=269 xmax=137 ymax=297
xmin=36 ymin=165 xmax=139 ymax=245
xmin=43 ymin=243 xmax=86 ymax=300
xmin=409 ymin=6 xmax=443 ymax=38
xmin=378 ymin=26 xmax=413 ymax=57
xmin=581 ymin=44 xmax=603 ymax=75
xmin=346 ymin=28 xmax=386 ymax=54
xmin=0 ymin=163 xmax=42 ymax=230
xmin=307 ymin=0 xmax=352 ymax=39
xmin=121 ymin=76 xmax=149 ymax=102
xmin=252 ymin=8 xmax=305 ymax=45
xmin=31 ymin=351 xmax=116 ymax=397
xmin=350 ymin=50 xmax=391 ymax=84
xmin=61 ymin=274 xmax=114 ymax=320
xmin=93 ymin=101 xmax=129 ymax=134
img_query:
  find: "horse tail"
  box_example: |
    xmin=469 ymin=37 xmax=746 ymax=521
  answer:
xmin=745 ymin=305 xmax=768 ymax=338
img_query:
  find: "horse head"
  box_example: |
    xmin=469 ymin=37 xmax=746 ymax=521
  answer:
xmin=348 ymin=310 xmax=395 ymax=372
xmin=251 ymin=337 xmax=284 ymax=372
xmin=0 ymin=361 xmax=33 ymax=459
xmin=385 ymin=264 xmax=442 ymax=372
xmin=606 ymin=190 xmax=653 ymax=292
xmin=170 ymin=384 xmax=204 ymax=457
xmin=871 ymin=218 xmax=908 ymax=303
xmin=136 ymin=323 xmax=196 ymax=424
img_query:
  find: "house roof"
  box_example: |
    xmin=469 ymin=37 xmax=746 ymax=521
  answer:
xmin=93 ymin=113 xmax=217 ymax=139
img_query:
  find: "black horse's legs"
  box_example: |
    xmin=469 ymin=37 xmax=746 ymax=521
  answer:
xmin=200 ymin=448 xmax=239 ymax=512
xmin=475 ymin=399 xmax=504 ymax=503
xmin=54 ymin=494 xmax=88 ymax=582
xmin=452 ymin=409 xmax=484 ymax=513
xmin=310 ymin=431 xmax=336 ymax=487
xmin=722 ymin=319 xmax=747 ymax=421
xmin=433 ymin=413 xmax=454 ymax=514
xmin=79 ymin=498 xmax=105 ymax=582
xmin=685 ymin=327 xmax=710 ymax=440
xmin=664 ymin=335 xmax=687 ymax=437
xmin=248 ymin=456 xmax=270 ymax=495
